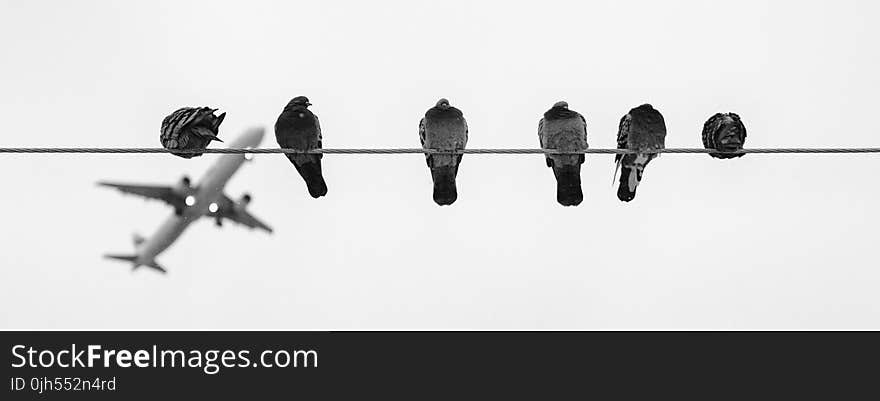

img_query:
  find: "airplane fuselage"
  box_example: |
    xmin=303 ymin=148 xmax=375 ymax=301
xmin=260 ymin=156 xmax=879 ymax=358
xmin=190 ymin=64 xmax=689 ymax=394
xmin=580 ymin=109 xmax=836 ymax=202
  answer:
xmin=133 ymin=128 xmax=264 ymax=267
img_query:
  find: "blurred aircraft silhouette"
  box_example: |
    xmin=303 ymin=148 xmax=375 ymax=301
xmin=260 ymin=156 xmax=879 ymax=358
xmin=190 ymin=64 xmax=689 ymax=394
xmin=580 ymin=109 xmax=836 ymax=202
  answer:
xmin=99 ymin=127 xmax=272 ymax=274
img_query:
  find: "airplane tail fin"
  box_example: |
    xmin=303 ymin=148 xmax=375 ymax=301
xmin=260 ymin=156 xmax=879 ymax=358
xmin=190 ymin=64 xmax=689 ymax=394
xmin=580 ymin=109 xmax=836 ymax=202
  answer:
xmin=103 ymin=254 xmax=167 ymax=274
xmin=132 ymin=233 xmax=145 ymax=247
xmin=104 ymin=254 xmax=137 ymax=264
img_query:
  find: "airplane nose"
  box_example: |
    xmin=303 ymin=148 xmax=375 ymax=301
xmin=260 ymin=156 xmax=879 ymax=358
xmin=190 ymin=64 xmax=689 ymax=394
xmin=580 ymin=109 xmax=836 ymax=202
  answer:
xmin=230 ymin=127 xmax=265 ymax=148
xmin=243 ymin=127 xmax=265 ymax=146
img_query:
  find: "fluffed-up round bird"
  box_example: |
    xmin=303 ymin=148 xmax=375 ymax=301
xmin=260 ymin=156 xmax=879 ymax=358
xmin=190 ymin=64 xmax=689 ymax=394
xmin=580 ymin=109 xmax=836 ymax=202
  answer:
xmin=702 ymin=113 xmax=747 ymax=159
xmin=160 ymin=107 xmax=226 ymax=158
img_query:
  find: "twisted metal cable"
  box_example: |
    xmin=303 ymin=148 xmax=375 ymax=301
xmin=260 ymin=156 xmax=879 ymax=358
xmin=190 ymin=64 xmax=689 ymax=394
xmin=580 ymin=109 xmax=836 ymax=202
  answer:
xmin=0 ymin=147 xmax=879 ymax=155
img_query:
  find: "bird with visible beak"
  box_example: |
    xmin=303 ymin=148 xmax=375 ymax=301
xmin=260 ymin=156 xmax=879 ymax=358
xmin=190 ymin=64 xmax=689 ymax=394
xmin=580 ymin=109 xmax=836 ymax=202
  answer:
xmin=275 ymin=96 xmax=328 ymax=198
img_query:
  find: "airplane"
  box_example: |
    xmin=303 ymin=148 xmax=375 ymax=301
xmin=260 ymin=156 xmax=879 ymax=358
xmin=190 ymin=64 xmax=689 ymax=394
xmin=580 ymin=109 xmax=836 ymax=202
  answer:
xmin=99 ymin=127 xmax=273 ymax=274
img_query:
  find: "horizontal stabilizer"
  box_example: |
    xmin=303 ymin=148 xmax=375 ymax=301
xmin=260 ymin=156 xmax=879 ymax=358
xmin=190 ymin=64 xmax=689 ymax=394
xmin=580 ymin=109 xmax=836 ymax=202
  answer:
xmin=104 ymin=254 xmax=137 ymax=263
xmin=103 ymin=254 xmax=167 ymax=274
xmin=144 ymin=262 xmax=167 ymax=274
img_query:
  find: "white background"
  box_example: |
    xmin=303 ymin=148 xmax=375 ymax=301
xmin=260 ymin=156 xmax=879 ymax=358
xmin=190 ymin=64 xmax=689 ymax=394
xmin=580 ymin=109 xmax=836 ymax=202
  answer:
xmin=1 ymin=0 xmax=878 ymax=329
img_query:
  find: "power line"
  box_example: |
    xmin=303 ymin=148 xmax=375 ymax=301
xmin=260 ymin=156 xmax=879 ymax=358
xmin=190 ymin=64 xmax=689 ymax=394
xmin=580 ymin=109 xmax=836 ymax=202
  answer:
xmin=0 ymin=147 xmax=879 ymax=155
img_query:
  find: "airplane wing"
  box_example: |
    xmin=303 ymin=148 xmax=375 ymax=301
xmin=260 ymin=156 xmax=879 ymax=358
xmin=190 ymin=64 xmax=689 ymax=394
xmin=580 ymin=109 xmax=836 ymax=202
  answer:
xmin=209 ymin=194 xmax=273 ymax=234
xmin=97 ymin=181 xmax=186 ymax=210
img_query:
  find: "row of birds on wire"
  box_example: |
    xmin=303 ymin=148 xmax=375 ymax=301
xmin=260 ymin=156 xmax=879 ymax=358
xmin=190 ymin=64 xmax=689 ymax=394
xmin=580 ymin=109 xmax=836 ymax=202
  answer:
xmin=159 ymin=97 xmax=747 ymax=206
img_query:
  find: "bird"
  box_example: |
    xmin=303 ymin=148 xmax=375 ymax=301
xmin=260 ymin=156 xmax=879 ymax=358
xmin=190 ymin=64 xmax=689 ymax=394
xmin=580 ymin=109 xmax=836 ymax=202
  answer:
xmin=160 ymin=107 xmax=225 ymax=158
xmin=702 ymin=112 xmax=747 ymax=159
xmin=538 ymin=101 xmax=588 ymax=206
xmin=275 ymin=96 xmax=327 ymax=198
xmin=419 ymin=98 xmax=468 ymax=206
xmin=614 ymin=104 xmax=666 ymax=202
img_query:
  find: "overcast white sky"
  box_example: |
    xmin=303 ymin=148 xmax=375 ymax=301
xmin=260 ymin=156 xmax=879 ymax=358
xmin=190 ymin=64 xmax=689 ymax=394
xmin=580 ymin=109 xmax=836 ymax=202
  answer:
xmin=1 ymin=0 xmax=879 ymax=329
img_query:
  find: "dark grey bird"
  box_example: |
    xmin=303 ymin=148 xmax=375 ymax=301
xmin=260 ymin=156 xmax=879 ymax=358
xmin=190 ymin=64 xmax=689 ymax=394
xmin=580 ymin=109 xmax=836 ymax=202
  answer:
xmin=702 ymin=112 xmax=747 ymax=159
xmin=538 ymin=101 xmax=588 ymax=206
xmin=275 ymin=96 xmax=327 ymax=198
xmin=614 ymin=104 xmax=666 ymax=202
xmin=419 ymin=98 xmax=468 ymax=206
xmin=160 ymin=107 xmax=225 ymax=158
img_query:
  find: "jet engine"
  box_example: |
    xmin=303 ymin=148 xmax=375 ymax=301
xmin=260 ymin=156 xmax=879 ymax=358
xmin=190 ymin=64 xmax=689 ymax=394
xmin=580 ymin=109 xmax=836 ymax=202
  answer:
xmin=173 ymin=175 xmax=193 ymax=196
xmin=237 ymin=193 xmax=252 ymax=208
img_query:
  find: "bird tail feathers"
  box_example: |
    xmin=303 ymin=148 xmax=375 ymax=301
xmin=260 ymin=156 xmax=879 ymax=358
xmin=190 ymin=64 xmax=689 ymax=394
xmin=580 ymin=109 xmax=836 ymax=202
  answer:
xmin=612 ymin=157 xmax=623 ymax=187
xmin=554 ymin=165 xmax=583 ymax=206
xmin=213 ymin=112 xmax=226 ymax=131
xmin=431 ymin=166 xmax=458 ymax=206
xmin=616 ymin=165 xmax=640 ymax=202
xmin=192 ymin=126 xmax=223 ymax=142
xmin=291 ymin=158 xmax=328 ymax=198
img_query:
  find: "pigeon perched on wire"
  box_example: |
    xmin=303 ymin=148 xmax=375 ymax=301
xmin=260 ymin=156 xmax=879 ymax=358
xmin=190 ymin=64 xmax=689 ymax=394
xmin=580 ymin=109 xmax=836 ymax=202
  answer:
xmin=538 ymin=101 xmax=588 ymax=206
xmin=275 ymin=96 xmax=327 ymax=198
xmin=419 ymin=98 xmax=468 ymax=206
xmin=702 ymin=112 xmax=747 ymax=159
xmin=614 ymin=104 xmax=666 ymax=202
xmin=160 ymin=107 xmax=225 ymax=158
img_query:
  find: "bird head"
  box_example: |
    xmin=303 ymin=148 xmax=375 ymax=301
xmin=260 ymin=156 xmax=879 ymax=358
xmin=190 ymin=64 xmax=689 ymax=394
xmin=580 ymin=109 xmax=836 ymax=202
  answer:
xmin=552 ymin=101 xmax=569 ymax=109
xmin=435 ymin=98 xmax=451 ymax=109
xmin=289 ymin=96 xmax=312 ymax=108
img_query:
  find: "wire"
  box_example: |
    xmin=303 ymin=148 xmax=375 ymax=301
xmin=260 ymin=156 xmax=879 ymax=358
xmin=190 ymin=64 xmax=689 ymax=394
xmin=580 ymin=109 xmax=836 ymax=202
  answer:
xmin=0 ymin=147 xmax=879 ymax=155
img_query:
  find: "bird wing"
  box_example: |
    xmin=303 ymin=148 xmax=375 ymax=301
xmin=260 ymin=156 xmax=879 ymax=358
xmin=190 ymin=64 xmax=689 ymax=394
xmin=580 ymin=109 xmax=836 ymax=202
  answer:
xmin=418 ymin=117 xmax=430 ymax=166
xmin=458 ymin=115 xmax=468 ymax=166
xmin=162 ymin=107 xmax=213 ymax=139
xmin=419 ymin=117 xmax=427 ymax=148
xmin=612 ymin=113 xmax=631 ymax=184
xmin=538 ymin=117 xmax=554 ymax=167
xmin=313 ymin=113 xmax=323 ymax=159
xmin=191 ymin=126 xmax=222 ymax=142
xmin=97 ymin=182 xmax=185 ymax=210
xmin=170 ymin=108 xmax=201 ymax=134
xmin=538 ymin=118 xmax=546 ymax=148
xmin=580 ymin=114 xmax=589 ymax=147
xmin=701 ymin=113 xmax=722 ymax=149
xmin=730 ymin=113 xmax=747 ymax=141
xmin=615 ymin=113 xmax=631 ymax=164
xmin=314 ymin=113 xmax=323 ymax=145
xmin=207 ymin=194 xmax=273 ymax=234
xmin=462 ymin=116 xmax=469 ymax=147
